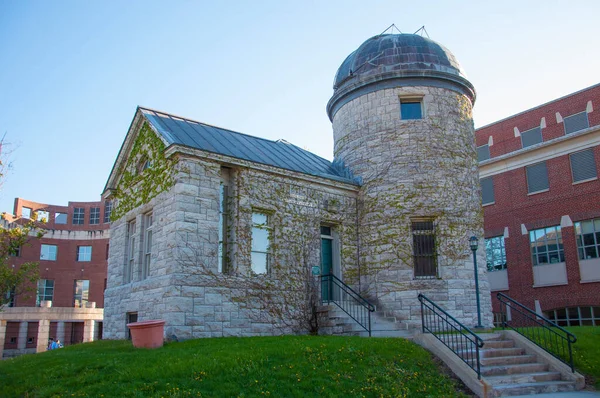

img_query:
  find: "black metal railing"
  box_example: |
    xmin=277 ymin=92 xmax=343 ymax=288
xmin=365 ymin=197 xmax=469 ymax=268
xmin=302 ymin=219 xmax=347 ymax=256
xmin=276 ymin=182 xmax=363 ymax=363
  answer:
xmin=418 ymin=294 xmax=485 ymax=379
xmin=321 ymin=274 xmax=375 ymax=336
xmin=497 ymin=292 xmax=577 ymax=372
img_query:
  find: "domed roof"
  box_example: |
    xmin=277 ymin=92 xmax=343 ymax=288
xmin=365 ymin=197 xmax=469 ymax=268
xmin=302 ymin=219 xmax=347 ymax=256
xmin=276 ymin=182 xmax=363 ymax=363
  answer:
xmin=327 ymin=34 xmax=475 ymax=120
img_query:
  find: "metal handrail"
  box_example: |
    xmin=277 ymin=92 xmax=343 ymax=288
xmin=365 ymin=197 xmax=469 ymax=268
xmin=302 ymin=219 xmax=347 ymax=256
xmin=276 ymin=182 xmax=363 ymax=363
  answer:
xmin=418 ymin=294 xmax=485 ymax=379
xmin=497 ymin=292 xmax=577 ymax=372
xmin=321 ymin=274 xmax=375 ymax=336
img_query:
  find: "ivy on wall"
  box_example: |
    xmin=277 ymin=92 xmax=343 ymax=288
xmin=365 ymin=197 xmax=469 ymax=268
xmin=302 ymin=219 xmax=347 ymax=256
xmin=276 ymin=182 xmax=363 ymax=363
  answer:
xmin=110 ymin=122 xmax=176 ymax=221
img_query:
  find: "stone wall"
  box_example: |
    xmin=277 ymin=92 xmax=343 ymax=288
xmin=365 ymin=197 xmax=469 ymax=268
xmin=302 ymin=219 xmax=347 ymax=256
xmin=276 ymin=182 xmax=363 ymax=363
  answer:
xmin=332 ymin=85 xmax=493 ymax=329
xmin=104 ymin=154 xmax=359 ymax=339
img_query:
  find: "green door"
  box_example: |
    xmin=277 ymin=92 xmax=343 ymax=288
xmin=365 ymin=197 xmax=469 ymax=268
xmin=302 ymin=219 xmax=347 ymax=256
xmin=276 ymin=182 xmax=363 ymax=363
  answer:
xmin=321 ymin=238 xmax=333 ymax=301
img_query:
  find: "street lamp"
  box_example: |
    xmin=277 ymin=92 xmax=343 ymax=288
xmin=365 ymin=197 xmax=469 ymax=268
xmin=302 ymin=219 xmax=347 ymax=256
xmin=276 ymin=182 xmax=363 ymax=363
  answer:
xmin=469 ymin=236 xmax=483 ymax=328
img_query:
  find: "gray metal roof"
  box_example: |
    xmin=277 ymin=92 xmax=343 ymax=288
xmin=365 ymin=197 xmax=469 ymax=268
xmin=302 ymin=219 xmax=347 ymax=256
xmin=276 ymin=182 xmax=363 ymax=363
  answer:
xmin=139 ymin=107 xmax=358 ymax=185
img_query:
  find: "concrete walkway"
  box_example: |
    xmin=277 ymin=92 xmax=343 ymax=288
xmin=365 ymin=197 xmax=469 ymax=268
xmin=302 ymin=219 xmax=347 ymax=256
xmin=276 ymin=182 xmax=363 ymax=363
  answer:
xmin=511 ymin=392 xmax=600 ymax=397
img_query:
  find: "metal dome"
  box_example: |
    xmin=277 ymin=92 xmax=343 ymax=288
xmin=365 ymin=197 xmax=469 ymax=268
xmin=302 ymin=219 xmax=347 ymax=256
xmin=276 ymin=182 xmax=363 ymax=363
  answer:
xmin=327 ymin=34 xmax=476 ymax=120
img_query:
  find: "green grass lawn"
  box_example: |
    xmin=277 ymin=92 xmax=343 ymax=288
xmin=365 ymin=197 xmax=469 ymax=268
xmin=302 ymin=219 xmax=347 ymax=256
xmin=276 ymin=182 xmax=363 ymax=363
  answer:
xmin=0 ymin=335 xmax=469 ymax=398
xmin=568 ymin=326 xmax=600 ymax=389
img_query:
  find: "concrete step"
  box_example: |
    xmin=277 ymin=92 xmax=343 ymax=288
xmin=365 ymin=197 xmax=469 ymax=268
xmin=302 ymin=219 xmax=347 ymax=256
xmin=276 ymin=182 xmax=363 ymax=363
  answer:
xmin=485 ymin=371 xmax=562 ymax=385
xmin=483 ymin=340 xmax=515 ymax=349
xmin=480 ymin=347 xmax=525 ymax=358
xmin=490 ymin=380 xmax=577 ymax=396
xmin=480 ymin=354 xmax=538 ymax=367
xmin=481 ymin=362 xmax=549 ymax=377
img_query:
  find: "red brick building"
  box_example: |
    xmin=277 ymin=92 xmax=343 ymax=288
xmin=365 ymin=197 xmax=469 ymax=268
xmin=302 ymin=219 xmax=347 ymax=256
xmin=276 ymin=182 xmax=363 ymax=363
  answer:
xmin=476 ymin=83 xmax=600 ymax=327
xmin=0 ymin=198 xmax=109 ymax=358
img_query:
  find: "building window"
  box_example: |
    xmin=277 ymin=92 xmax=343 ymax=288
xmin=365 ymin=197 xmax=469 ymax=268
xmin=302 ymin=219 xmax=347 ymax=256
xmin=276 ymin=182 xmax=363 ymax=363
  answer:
xmin=546 ymin=306 xmax=600 ymax=327
xmin=22 ymin=207 xmax=32 ymax=219
xmin=564 ymin=111 xmax=589 ymax=135
xmin=570 ymin=149 xmax=597 ymax=183
xmin=480 ymin=177 xmax=495 ymax=205
xmin=485 ymin=236 xmax=507 ymax=271
xmin=400 ymin=99 xmax=423 ymax=120
xmin=55 ymin=212 xmax=67 ymax=224
xmin=477 ymin=144 xmax=490 ymax=162
xmin=36 ymin=211 xmax=49 ymax=223
xmin=73 ymin=207 xmax=85 ymax=225
xmin=126 ymin=220 xmax=136 ymax=283
xmin=521 ymin=126 xmax=543 ymax=148
xmin=89 ymin=207 xmax=100 ymax=225
xmin=526 ymin=161 xmax=549 ymax=194
xmin=142 ymin=212 xmax=153 ymax=279
xmin=575 ymin=218 xmax=600 ymax=260
xmin=9 ymin=245 xmax=21 ymax=257
xmin=104 ymin=201 xmax=112 ymax=223
xmin=218 ymin=173 xmax=230 ymax=273
xmin=73 ymin=280 xmax=90 ymax=307
xmin=412 ymin=220 xmax=437 ymax=278
xmin=40 ymin=244 xmax=57 ymax=261
xmin=77 ymin=246 xmax=92 ymax=262
xmin=5 ymin=288 xmax=15 ymax=307
xmin=251 ymin=212 xmax=270 ymax=275
xmin=36 ymin=279 xmax=54 ymax=306
xmin=530 ymin=226 xmax=564 ymax=266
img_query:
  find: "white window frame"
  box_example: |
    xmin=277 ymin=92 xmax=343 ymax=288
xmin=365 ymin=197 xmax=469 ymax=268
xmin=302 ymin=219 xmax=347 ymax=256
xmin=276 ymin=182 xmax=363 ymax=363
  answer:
xmin=77 ymin=246 xmax=92 ymax=262
xmin=36 ymin=279 xmax=54 ymax=306
xmin=40 ymin=244 xmax=57 ymax=261
xmin=251 ymin=212 xmax=271 ymax=275
xmin=142 ymin=212 xmax=153 ymax=279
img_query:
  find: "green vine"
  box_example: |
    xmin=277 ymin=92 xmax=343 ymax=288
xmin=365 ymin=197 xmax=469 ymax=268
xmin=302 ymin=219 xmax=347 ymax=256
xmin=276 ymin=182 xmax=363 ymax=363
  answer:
xmin=111 ymin=122 xmax=176 ymax=220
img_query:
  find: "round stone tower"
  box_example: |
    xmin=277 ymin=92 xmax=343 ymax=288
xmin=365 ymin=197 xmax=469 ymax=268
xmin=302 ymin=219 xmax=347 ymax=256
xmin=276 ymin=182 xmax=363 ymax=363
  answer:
xmin=328 ymin=33 xmax=492 ymax=328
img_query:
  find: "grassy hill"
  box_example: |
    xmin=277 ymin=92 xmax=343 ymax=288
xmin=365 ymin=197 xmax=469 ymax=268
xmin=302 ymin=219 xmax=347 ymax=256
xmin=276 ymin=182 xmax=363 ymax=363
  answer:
xmin=0 ymin=335 xmax=469 ymax=398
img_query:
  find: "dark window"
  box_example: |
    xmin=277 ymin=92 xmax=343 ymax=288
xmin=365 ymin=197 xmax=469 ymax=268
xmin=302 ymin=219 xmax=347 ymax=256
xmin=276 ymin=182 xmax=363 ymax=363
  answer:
xmin=480 ymin=177 xmax=495 ymax=205
xmin=412 ymin=220 xmax=437 ymax=278
xmin=89 ymin=207 xmax=100 ymax=225
xmin=564 ymin=112 xmax=589 ymax=135
xmin=570 ymin=149 xmax=597 ymax=183
xmin=529 ymin=226 xmax=564 ymax=266
xmin=400 ymin=100 xmax=422 ymax=120
xmin=104 ymin=201 xmax=112 ymax=223
xmin=575 ymin=219 xmax=600 ymax=260
xmin=9 ymin=246 xmax=21 ymax=257
xmin=477 ymin=144 xmax=490 ymax=162
xmin=545 ymin=306 xmax=600 ymax=327
xmin=5 ymin=288 xmax=15 ymax=307
xmin=526 ymin=162 xmax=549 ymax=194
xmin=521 ymin=126 xmax=543 ymax=148
xmin=485 ymin=236 xmax=506 ymax=271
xmin=73 ymin=208 xmax=85 ymax=225
xmin=126 ymin=312 xmax=138 ymax=340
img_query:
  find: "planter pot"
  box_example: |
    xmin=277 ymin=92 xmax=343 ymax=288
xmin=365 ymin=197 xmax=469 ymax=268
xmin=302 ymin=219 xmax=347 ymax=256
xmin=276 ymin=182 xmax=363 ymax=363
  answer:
xmin=127 ymin=320 xmax=165 ymax=349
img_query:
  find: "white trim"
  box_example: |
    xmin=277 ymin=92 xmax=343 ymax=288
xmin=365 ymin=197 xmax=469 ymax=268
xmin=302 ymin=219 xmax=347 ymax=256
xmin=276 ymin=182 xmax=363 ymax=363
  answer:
xmin=540 ymin=117 xmax=546 ymax=129
xmin=521 ymin=224 xmax=528 ymax=235
xmin=479 ymin=125 xmax=600 ymax=178
xmin=527 ymin=188 xmax=549 ymax=196
xmin=556 ymin=112 xmax=563 ymax=124
xmin=560 ymin=215 xmax=573 ymax=228
xmin=587 ymin=100 xmax=593 ymax=113
xmin=572 ymin=176 xmax=598 ymax=185
xmin=503 ymin=227 xmax=509 ymax=239
xmin=488 ymin=135 xmax=494 ymax=146
xmin=513 ymin=127 xmax=520 ymax=138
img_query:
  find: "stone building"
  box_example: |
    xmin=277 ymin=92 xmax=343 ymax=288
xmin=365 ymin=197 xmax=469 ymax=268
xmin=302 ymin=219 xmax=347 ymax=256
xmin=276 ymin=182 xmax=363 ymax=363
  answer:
xmin=102 ymin=32 xmax=493 ymax=340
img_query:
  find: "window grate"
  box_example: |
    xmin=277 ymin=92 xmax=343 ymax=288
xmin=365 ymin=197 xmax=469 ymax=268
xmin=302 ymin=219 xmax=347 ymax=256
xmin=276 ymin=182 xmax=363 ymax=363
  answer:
xmin=480 ymin=177 xmax=495 ymax=205
xmin=412 ymin=221 xmax=437 ymax=278
xmin=570 ymin=149 xmax=597 ymax=183
xmin=521 ymin=126 xmax=543 ymax=148
xmin=564 ymin=112 xmax=589 ymax=135
xmin=526 ymin=162 xmax=549 ymax=193
xmin=477 ymin=144 xmax=490 ymax=162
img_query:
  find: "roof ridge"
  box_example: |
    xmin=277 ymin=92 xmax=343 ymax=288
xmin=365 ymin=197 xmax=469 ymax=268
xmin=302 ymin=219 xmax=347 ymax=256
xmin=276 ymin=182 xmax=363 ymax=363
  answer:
xmin=139 ymin=106 xmax=293 ymax=146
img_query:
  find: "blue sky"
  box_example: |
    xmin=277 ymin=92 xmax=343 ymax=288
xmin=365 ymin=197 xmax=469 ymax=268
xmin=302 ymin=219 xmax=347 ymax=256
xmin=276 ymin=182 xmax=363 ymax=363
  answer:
xmin=1 ymin=0 xmax=599 ymax=212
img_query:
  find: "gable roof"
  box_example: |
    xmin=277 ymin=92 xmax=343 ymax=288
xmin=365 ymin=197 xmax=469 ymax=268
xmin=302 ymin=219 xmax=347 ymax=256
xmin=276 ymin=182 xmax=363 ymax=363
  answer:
xmin=138 ymin=107 xmax=358 ymax=185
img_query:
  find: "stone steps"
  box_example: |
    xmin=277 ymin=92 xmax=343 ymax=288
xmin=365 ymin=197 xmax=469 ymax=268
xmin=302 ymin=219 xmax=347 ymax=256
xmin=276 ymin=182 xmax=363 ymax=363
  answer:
xmin=474 ymin=336 xmax=579 ymax=396
xmin=324 ymin=306 xmax=411 ymax=338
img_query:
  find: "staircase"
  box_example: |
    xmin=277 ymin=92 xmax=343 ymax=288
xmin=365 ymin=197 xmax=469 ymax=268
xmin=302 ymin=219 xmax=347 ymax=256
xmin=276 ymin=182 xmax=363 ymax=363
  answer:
xmin=477 ymin=332 xmax=582 ymax=397
xmin=322 ymin=305 xmax=412 ymax=338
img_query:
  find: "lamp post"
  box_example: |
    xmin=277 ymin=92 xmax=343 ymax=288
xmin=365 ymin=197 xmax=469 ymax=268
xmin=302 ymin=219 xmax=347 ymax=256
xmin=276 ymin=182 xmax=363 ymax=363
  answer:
xmin=469 ymin=236 xmax=483 ymax=329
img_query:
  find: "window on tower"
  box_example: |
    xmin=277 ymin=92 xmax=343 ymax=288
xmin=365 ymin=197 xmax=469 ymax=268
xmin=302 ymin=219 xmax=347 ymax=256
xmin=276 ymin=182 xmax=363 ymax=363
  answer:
xmin=400 ymin=98 xmax=423 ymax=120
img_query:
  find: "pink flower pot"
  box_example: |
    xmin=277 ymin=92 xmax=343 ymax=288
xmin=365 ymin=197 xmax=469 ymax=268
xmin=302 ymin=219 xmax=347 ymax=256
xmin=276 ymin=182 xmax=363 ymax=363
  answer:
xmin=127 ymin=320 xmax=165 ymax=349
